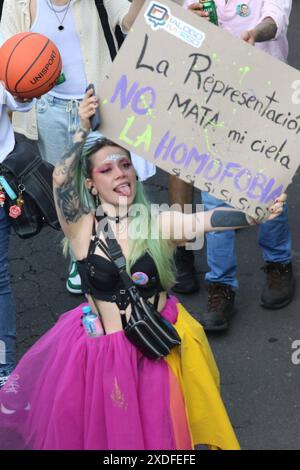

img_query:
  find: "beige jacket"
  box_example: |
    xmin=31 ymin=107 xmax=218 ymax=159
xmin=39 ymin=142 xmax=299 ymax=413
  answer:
xmin=0 ymin=0 xmax=130 ymax=139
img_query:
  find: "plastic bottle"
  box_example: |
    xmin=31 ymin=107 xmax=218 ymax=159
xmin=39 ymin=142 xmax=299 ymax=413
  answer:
xmin=82 ymin=305 xmax=104 ymax=338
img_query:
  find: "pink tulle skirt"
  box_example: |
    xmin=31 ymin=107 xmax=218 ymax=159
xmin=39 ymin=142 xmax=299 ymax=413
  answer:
xmin=0 ymin=296 xmax=193 ymax=450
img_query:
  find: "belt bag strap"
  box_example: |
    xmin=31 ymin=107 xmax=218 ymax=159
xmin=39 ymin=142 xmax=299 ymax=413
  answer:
xmin=96 ymin=218 xmax=181 ymax=360
xmin=97 ymin=217 xmax=160 ymax=317
xmin=100 ymin=218 xmax=134 ymax=289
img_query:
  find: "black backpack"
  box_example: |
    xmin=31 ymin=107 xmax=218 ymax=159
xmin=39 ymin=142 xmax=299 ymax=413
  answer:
xmin=0 ymin=140 xmax=60 ymax=239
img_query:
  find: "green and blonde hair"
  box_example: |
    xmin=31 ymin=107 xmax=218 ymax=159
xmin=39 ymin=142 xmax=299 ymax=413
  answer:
xmin=70 ymin=133 xmax=176 ymax=290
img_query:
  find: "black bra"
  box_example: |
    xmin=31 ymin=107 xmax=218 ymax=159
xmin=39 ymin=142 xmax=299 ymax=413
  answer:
xmin=76 ymin=223 xmax=164 ymax=309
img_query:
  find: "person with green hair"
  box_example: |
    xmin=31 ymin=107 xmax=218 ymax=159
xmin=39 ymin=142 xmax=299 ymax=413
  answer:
xmin=0 ymin=87 xmax=286 ymax=450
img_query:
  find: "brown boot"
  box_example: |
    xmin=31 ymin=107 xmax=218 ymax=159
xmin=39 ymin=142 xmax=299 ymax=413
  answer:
xmin=200 ymin=283 xmax=235 ymax=331
xmin=260 ymin=262 xmax=295 ymax=309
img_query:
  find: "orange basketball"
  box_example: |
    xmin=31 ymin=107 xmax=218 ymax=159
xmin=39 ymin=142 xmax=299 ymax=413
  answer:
xmin=0 ymin=32 xmax=62 ymax=99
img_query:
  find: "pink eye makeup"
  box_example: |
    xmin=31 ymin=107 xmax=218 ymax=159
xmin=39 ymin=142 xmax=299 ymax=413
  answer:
xmin=94 ymin=164 xmax=112 ymax=174
xmin=93 ymin=158 xmax=132 ymax=175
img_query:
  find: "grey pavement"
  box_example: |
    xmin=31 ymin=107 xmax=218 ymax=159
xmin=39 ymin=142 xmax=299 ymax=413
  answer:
xmin=8 ymin=1 xmax=300 ymax=450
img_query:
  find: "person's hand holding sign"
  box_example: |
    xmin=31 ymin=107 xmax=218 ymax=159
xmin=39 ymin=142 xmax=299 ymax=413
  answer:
xmin=186 ymin=3 xmax=277 ymax=46
xmin=266 ymin=193 xmax=287 ymax=221
xmin=241 ymin=17 xmax=278 ymax=45
xmin=240 ymin=30 xmax=256 ymax=46
xmin=187 ymin=2 xmax=210 ymax=20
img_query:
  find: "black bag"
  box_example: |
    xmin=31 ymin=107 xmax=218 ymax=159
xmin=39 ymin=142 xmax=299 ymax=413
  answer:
xmin=100 ymin=220 xmax=181 ymax=360
xmin=124 ymin=285 xmax=181 ymax=360
xmin=0 ymin=140 xmax=60 ymax=238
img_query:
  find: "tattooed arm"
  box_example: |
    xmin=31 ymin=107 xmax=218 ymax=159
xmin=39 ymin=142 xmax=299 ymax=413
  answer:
xmin=159 ymin=195 xmax=286 ymax=244
xmin=53 ymin=87 xmax=98 ymax=237
xmin=241 ymin=17 xmax=278 ymax=45
xmin=53 ymin=127 xmax=95 ymax=245
xmin=53 ymin=128 xmax=89 ymax=224
xmin=251 ymin=17 xmax=278 ymax=42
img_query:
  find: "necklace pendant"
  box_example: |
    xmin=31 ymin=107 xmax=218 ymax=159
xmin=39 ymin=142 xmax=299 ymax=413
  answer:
xmin=58 ymin=25 xmax=64 ymax=31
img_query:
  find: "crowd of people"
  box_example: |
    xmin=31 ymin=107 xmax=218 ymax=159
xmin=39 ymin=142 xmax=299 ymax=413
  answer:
xmin=0 ymin=0 xmax=295 ymax=450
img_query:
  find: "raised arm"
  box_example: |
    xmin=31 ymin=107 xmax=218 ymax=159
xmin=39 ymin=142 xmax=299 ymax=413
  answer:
xmin=53 ymin=129 xmax=88 ymax=222
xmin=121 ymin=0 xmax=145 ymax=31
xmin=53 ymin=88 xmax=98 ymax=237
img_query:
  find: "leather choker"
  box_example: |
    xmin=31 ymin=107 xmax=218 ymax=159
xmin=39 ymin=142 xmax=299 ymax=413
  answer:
xmin=96 ymin=212 xmax=129 ymax=224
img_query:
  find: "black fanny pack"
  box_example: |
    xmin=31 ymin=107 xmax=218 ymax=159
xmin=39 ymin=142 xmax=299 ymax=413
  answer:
xmin=124 ymin=284 xmax=181 ymax=360
xmin=97 ymin=219 xmax=181 ymax=360
xmin=0 ymin=140 xmax=60 ymax=238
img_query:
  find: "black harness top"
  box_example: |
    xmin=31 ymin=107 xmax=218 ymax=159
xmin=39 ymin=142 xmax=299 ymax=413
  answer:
xmin=76 ymin=221 xmax=164 ymax=310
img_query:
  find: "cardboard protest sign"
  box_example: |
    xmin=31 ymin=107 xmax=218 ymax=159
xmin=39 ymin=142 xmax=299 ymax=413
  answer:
xmin=99 ymin=0 xmax=300 ymax=218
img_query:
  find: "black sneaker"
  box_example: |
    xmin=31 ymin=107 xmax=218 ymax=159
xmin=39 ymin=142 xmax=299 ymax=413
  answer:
xmin=260 ymin=262 xmax=295 ymax=309
xmin=172 ymin=246 xmax=200 ymax=294
xmin=200 ymin=283 xmax=235 ymax=331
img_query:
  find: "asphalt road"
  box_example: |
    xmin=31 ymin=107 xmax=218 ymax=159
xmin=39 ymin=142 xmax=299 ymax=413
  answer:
xmin=7 ymin=0 xmax=300 ymax=450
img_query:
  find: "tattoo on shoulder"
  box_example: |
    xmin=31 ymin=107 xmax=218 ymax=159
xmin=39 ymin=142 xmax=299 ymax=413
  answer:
xmin=56 ymin=183 xmax=90 ymax=223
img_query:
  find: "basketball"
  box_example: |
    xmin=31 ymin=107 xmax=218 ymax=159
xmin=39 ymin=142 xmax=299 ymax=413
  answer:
xmin=0 ymin=32 xmax=62 ymax=99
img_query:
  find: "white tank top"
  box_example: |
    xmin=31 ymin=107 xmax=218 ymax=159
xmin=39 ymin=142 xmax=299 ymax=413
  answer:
xmin=31 ymin=0 xmax=87 ymax=99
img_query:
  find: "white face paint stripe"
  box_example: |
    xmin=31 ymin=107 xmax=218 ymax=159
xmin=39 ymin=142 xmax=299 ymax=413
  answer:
xmin=102 ymin=153 xmax=128 ymax=163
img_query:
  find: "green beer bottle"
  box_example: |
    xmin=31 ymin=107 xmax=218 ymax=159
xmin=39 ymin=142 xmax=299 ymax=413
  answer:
xmin=200 ymin=1 xmax=219 ymax=25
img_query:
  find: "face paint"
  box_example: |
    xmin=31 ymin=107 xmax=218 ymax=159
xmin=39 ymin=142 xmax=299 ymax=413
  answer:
xmin=102 ymin=153 xmax=128 ymax=163
xmin=94 ymin=157 xmax=132 ymax=175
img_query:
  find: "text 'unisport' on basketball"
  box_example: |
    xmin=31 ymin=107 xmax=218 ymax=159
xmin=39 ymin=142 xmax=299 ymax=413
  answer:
xmin=0 ymin=32 xmax=62 ymax=99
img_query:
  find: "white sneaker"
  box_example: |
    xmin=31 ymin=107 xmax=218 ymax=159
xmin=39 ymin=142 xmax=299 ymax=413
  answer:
xmin=0 ymin=371 xmax=10 ymax=389
xmin=66 ymin=262 xmax=83 ymax=295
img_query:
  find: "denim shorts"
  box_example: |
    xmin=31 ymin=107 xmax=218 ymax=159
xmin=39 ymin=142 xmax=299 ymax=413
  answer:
xmin=36 ymin=94 xmax=80 ymax=166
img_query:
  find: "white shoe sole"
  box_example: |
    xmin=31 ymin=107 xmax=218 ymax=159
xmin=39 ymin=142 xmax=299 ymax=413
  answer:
xmin=66 ymin=282 xmax=83 ymax=295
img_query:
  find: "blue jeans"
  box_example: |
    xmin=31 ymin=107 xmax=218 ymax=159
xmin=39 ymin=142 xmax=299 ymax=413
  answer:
xmin=36 ymin=94 xmax=80 ymax=165
xmin=0 ymin=208 xmax=16 ymax=374
xmin=202 ymin=192 xmax=292 ymax=290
